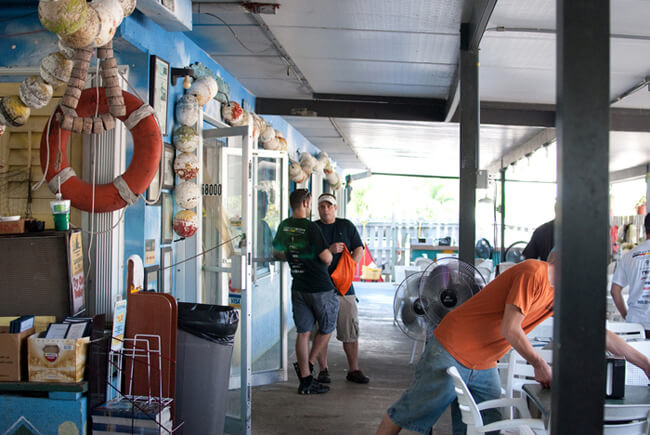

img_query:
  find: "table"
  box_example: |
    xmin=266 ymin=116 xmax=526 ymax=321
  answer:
xmin=523 ymin=383 xmax=650 ymax=423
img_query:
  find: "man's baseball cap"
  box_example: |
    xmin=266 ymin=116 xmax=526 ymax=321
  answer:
xmin=318 ymin=193 xmax=337 ymax=205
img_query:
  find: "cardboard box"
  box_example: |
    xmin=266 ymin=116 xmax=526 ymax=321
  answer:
xmin=28 ymin=334 xmax=89 ymax=383
xmin=0 ymin=218 xmax=25 ymax=234
xmin=0 ymin=326 xmax=35 ymax=381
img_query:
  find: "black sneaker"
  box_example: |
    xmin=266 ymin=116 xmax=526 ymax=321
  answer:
xmin=293 ymin=361 xmax=314 ymax=379
xmin=316 ymin=369 xmax=331 ymax=384
xmin=298 ymin=375 xmax=329 ymax=395
xmin=346 ymin=370 xmax=370 ymax=384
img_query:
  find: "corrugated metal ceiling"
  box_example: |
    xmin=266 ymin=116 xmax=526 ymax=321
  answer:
xmin=188 ymin=0 xmax=650 ymax=176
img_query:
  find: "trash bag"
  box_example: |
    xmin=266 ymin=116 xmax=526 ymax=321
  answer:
xmin=177 ymin=302 xmax=239 ymax=345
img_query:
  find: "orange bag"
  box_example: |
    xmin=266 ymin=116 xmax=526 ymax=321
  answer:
xmin=331 ymin=248 xmax=356 ymax=295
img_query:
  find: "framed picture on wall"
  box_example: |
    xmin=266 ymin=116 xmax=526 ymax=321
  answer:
xmin=144 ymin=265 xmax=159 ymax=292
xmin=149 ymin=55 xmax=169 ymax=136
xmin=161 ymin=192 xmax=174 ymax=244
xmin=162 ymin=144 xmax=175 ymax=189
xmin=146 ymin=167 xmax=161 ymax=205
xmin=160 ymin=246 xmax=173 ymax=294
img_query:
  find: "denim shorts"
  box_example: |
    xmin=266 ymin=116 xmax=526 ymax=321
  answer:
xmin=292 ymin=289 xmax=339 ymax=334
xmin=386 ymin=336 xmax=502 ymax=434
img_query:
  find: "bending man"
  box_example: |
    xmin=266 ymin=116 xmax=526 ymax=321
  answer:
xmin=377 ymin=252 xmax=650 ymax=434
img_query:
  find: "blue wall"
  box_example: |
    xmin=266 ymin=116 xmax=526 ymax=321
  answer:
xmin=115 ymin=11 xmax=258 ymax=294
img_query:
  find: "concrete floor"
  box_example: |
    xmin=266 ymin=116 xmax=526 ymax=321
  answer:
xmin=248 ymin=282 xmax=453 ymax=435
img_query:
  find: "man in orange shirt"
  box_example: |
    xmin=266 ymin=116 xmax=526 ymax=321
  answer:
xmin=377 ymin=253 xmax=650 ymax=434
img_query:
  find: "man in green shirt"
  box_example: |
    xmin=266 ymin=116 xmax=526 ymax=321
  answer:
xmin=273 ymin=188 xmax=338 ymax=394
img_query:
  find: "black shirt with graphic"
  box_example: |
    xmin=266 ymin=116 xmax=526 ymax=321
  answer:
xmin=272 ymin=217 xmax=334 ymax=293
xmin=315 ymin=218 xmax=363 ymax=296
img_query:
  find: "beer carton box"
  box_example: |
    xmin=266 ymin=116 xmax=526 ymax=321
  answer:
xmin=28 ymin=334 xmax=89 ymax=383
xmin=0 ymin=327 xmax=35 ymax=381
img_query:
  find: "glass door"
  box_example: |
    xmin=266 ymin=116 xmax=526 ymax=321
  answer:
xmin=250 ymin=150 xmax=289 ymax=383
xmin=202 ymin=123 xmax=288 ymax=435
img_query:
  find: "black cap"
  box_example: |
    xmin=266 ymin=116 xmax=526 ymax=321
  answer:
xmin=645 ymin=213 xmax=650 ymax=232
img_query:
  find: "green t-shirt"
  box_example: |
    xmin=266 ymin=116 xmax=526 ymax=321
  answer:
xmin=272 ymin=217 xmax=334 ymax=293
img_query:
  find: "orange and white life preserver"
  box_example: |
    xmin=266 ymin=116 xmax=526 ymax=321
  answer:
xmin=40 ymin=87 xmax=161 ymax=213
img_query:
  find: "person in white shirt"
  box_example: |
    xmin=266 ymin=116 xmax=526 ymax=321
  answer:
xmin=611 ymin=213 xmax=650 ymax=334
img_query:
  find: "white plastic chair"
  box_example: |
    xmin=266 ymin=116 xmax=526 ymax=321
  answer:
xmin=414 ymin=257 xmax=433 ymax=271
xmin=504 ymin=349 xmax=553 ymax=401
xmin=606 ymin=321 xmax=646 ymax=341
xmin=446 ymin=366 xmax=547 ymax=434
xmin=527 ymin=317 xmax=554 ymax=343
xmin=624 ymin=340 xmax=650 ymax=385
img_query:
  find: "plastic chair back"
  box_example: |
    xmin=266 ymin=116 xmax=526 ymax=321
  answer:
xmin=447 ymin=366 xmax=484 ymax=427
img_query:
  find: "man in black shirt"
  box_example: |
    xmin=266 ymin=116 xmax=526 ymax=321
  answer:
xmin=272 ymin=189 xmax=337 ymax=394
xmin=523 ymin=219 xmax=554 ymax=261
xmin=314 ymin=193 xmax=369 ymax=384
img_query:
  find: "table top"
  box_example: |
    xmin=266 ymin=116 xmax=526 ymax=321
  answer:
xmin=523 ymin=383 xmax=650 ymax=421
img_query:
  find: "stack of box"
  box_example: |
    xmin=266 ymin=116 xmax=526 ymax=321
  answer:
xmin=0 ymin=325 xmax=35 ymax=382
xmin=27 ymin=333 xmax=89 ymax=383
xmin=92 ymin=397 xmax=172 ymax=434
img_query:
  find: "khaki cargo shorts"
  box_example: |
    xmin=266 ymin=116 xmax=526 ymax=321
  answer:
xmin=336 ymin=294 xmax=359 ymax=342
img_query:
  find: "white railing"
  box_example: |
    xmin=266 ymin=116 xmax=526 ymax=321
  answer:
xmin=351 ymin=219 xmax=538 ymax=281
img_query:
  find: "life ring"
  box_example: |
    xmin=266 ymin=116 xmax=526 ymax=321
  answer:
xmin=40 ymin=87 xmax=162 ymax=213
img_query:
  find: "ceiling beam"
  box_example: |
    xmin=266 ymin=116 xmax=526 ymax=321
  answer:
xmin=255 ymin=97 xmax=447 ymax=122
xmin=462 ymin=102 xmax=650 ymax=132
xmin=485 ymin=128 xmax=557 ymax=173
xmin=445 ymin=0 xmax=498 ymax=121
xmin=464 ymin=0 xmax=499 ymax=51
xmin=258 ymin=96 xmax=650 ymax=133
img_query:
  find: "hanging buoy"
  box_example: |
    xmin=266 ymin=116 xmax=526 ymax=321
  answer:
xmin=174 ymin=181 xmax=200 ymax=209
xmin=173 ymin=209 xmax=198 ymax=237
xmin=40 ymin=87 xmax=161 ymax=213
xmin=174 ymin=152 xmax=199 ymax=180
xmin=172 ymin=125 xmax=199 ymax=152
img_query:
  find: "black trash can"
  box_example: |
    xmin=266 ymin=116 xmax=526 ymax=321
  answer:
xmin=175 ymin=303 xmax=239 ymax=435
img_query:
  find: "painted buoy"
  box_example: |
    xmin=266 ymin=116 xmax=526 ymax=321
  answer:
xmin=173 ymin=152 xmax=199 ymax=180
xmin=289 ymin=162 xmax=307 ymax=183
xmin=57 ymin=40 xmax=76 ymax=59
xmin=0 ymin=96 xmax=31 ymax=127
xmin=40 ymin=52 xmax=74 ymax=87
xmin=175 ymin=94 xmax=199 ymax=126
xmin=59 ymin=6 xmax=99 ymax=49
xmin=222 ymin=101 xmax=248 ymax=126
xmin=252 ymin=113 xmax=265 ymax=138
xmin=118 ymin=0 xmax=137 ymax=17
xmin=188 ymin=76 xmax=218 ymax=106
xmin=173 ymin=209 xmax=198 ymax=238
xmin=172 ymin=125 xmax=199 ymax=152
xmin=20 ymin=76 xmax=54 ymax=109
xmin=174 ymin=181 xmax=200 ymax=209
xmin=38 ymin=0 xmax=88 ymax=36
xmin=91 ymin=0 xmax=123 ymax=47
xmin=260 ymin=125 xmax=275 ymax=144
xmin=276 ymin=136 xmax=287 ymax=151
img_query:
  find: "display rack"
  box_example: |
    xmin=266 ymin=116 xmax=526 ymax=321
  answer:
xmin=98 ymin=334 xmax=183 ymax=434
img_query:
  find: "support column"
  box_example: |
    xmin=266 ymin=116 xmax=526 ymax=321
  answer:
xmin=552 ymin=1 xmax=609 ymax=433
xmin=459 ymin=23 xmax=479 ymax=264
